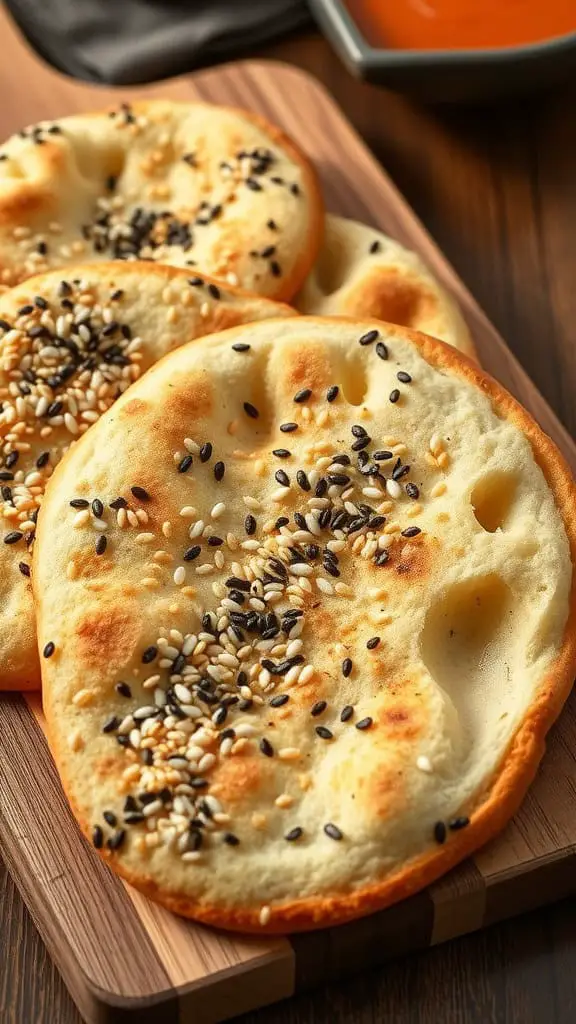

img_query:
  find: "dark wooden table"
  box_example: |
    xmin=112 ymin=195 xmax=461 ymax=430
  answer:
xmin=2 ymin=26 xmax=576 ymax=1024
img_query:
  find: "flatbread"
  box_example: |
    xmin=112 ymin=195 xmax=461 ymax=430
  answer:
xmin=0 ymin=263 xmax=295 ymax=690
xmin=296 ymin=215 xmax=476 ymax=358
xmin=35 ymin=317 xmax=576 ymax=933
xmin=0 ymin=99 xmax=323 ymax=300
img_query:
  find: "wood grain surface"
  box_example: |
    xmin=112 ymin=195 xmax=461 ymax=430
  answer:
xmin=2 ymin=7 xmax=576 ymax=1024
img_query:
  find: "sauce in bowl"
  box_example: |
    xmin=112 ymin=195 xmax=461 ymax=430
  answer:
xmin=346 ymin=0 xmax=576 ymax=51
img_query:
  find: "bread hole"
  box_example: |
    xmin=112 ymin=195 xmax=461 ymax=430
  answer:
xmin=236 ymin=347 xmax=274 ymax=440
xmin=471 ymin=471 xmax=518 ymax=532
xmin=313 ymin=236 xmax=352 ymax=297
xmin=421 ymin=574 xmax=521 ymax=750
xmin=339 ymin=353 xmax=368 ymax=406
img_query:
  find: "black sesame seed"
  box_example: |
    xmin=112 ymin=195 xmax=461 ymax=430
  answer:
xmin=223 ymin=832 xmax=240 ymax=846
xmin=213 ymin=706 xmax=228 ymax=727
xmin=92 ymin=825 xmax=104 ymax=849
xmin=296 ymin=470 xmax=311 ymax=492
xmin=270 ymin=694 xmax=289 ymax=707
xmin=397 ymin=371 xmax=412 ymax=383
xmin=178 ymin=454 xmax=193 ymax=473
xmin=370 ymin=240 xmax=381 ymax=254
xmin=102 ymin=715 xmax=120 ymax=733
xmin=244 ymin=514 xmax=256 ymax=535
xmin=358 ymin=329 xmax=378 ymax=346
xmin=199 ymin=442 xmax=212 ymax=462
xmin=368 ymin=516 xmax=386 ymax=530
xmin=107 ymin=829 xmax=126 ymax=851
xmin=232 ymin=342 xmax=251 ymax=352
xmin=342 ymin=658 xmax=353 ymax=678
xmin=115 ymin=681 xmax=131 ymax=698
xmin=272 ymin=449 xmax=291 ymax=459
xmin=95 ymin=535 xmax=107 ymax=556
xmin=449 ymin=816 xmax=470 ymax=831
xmin=374 ymin=550 xmax=390 ymax=566
xmin=243 ymin=401 xmax=259 ymax=419
xmin=326 ymin=385 xmax=339 ymax=402
xmin=351 ymin=424 xmax=367 ymax=438
xmin=311 ymin=700 xmax=327 ymax=717
xmin=373 ymin=450 xmax=393 ymax=461
xmin=208 ymin=283 xmax=221 ymax=300
xmin=142 ymin=645 xmax=158 ymax=664
xmin=315 ymin=726 xmax=333 ymax=740
xmin=91 ymin=498 xmax=103 ymax=518
xmin=246 ymin=177 xmax=262 ymax=191
xmin=434 ymin=821 xmax=447 ymax=844
xmin=376 ymin=342 xmax=389 ymax=360
xmin=324 ymin=823 xmax=343 ymax=841
xmin=280 ymin=422 xmax=298 ymax=433
xmin=260 ymin=737 xmax=274 ymax=757
xmin=124 ymin=812 xmax=145 ymax=825
xmin=184 ymin=545 xmax=202 ymax=561
xmin=402 ymin=526 xmax=421 ymax=538
xmin=110 ymin=497 xmax=128 ymax=510
xmin=340 ymin=705 xmax=354 ymax=722
xmin=18 ymin=562 xmax=31 ymax=578
xmin=131 ymin=486 xmax=150 ymax=501
xmin=5 ymin=452 xmax=19 ymax=468
xmin=351 ymin=436 xmax=370 ymax=451
xmin=356 ymin=717 xmax=373 ymax=730
xmin=389 ymin=389 xmax=400 ymax=404
xmin=366 ymin=637 xmax=380 ymax=650
xmin=406 ymin=482 xmax=420 ymax=499
xmin=141 ymin=749 xmax=154 ymax=765
xmin=4 ymin=531 xmax=23 ymax=545
xmin=35 ymin=451 xmax=50 ymax=469
xmin=315 ymin=478 xmax=327 ymax=498
xmin=294 ymin=388 xmax=312 ymax=403
xmin=285 ymin=827 xmax=303 ymax=842
xmin=270 ymin=260 xmax=282 ymax=277
xmin=103 ymin=810 xmax=117 ymax=827
xmin=327 ymin=473 xmax=350 ymax=486
xmin=214 ymin=461 xmax=225 ymax=481
xmin=273 ymin=470 xmax=290 ymax=489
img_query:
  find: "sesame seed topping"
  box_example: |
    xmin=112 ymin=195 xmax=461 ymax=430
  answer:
xmin=232 ymin=343 xmax=251 ymax=352
xmin=279 ymin=422 xmax=298 ymax=433
xmin=324 ymin=823 xmax=343 ymax=841
xmin=285 ymin=827 xmax=303 ymax=841
xmin=95 ymin=535 xmax=107 ymax=556
xmin=315 ymin=725 xmax=333 ymax=740
xmin=355 ymin=717 xmax=373 ymax=731
xmin=340 ymin=705 xmax=354 ymax=722
xmin=449 ymin=816 xmax=470 ymax=831
xmin=376 ymin=342 xmax=388 ymax=360
xmin=43 ymin=641 xmax=55 ymax=658
xmin=389 ymin=389 xmax=400 ymax=404
xmin=214 ymin=461 xmax=225 ymax=481
xmin=434 ymin=821 xmax=447 ymax=844
xmin=311 ymin=701 xmax=327 ymax=717
xmin=131 ymin=486 xmax=151 ymax=502
xmin=243 ymin=402 xmax=259 ymax=419
xmin=342 ymin=658 xmax=353 ymax=677
xmin=293 ymin=388 xmax=312 ymax=403
xmin=397 ymin=371 xmax=412 ymax=383
xmin=358 ymin=329 xmax=378 ymax=346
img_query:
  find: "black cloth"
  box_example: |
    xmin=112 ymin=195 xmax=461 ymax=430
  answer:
xmin=5 ymin=0 xmax=312 ymax=85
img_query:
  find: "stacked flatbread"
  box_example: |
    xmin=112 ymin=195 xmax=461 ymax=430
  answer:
xmin=2 ymin=97 xmax=574 ymax=935
xmin=34 ymin=318 xmax=576 ymax=932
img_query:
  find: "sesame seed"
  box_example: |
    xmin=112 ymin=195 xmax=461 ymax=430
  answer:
xmin=95 ymin=535 xmax=107 ymax=556
xmin=92 ymin=825 xmax=104 ymax=849
xmin=355 ymin=717 xmax=373 ymax=730
xmin=18 ymin=562 xmax=31 ymax=578
xmin=294 ymin=388 xmax=312 ymax=403
xmin=434 ymin=821 xmax=447 ymax=844
xmin=326 ymin=386 xmax=339 ymax=402
xmin=340 ymin=705 xmax=354 ymax=722
xmin=244 ymin=514 xmax=257 ymax=535
xmin=342 ymin=658 xmax=352 ymax=677
xmin=243 ymin=402 xmax=259 ymax=419
xmin=416 ymin=755 xmax=433 ymax=773
xmin=397 ymin=371 xmax=412 ymax=383
xmin=285 ymin=827 xmax=303 ymax=841
xmin=386 ymin=479 xmax=402 ymax=499
xmin=401 ymin=526 xmax=421 ymax=537
xmin=366 ymin=637 xmax=380 ymax=650
xmin=183 ymin=545 xmax=202 ymax=561
xmin=107 ymin=829 xmax=126 ymax=851
xmin=406 ymin=483 xmax=420 ymax=499
xmin=376 ymin=342 xmax=388 ymax=360
xmin=3 ymin=531 xmax=23 ymax=545
xmin=115 ymin=682 xmax=131 ymax=698
xmin=223 ymin=832 xmax=240 ymax=846
xmin=311 ymin=700 xmax=327 ymax=717
xmin=389 ymin=389 xmax=400 ymax=404
xmin=449 ymin=816 xmax=470 ymax=831
xmin=232 ymin=343 xmax=251 ymax=352
xmin=273 ymin=449 xmax=291 ymax=459
xmin=200 ymin=443 xmax=212 ymax=462
xmin=70 ymin=498 xmax=89 ymax=509
xmin=370 ymin=240 xmax=381 ymax=254
xmin=270 ymin=694 xmax=289 ymax=707
xmin=280 ymin=422 xmax=298 ymax=433
xmin=324 ymin=823 xmax=343 ymax=841
xmin=358 ymin=329 xmax=378 ymax=346
xmin=43 ymin=641 xmax=55 ymax=658
xmin=315 ymin=725 xmax=333 ymax=740
xmin=131 ymin=486 xmax=151 ymax=502
xmin=275 ymin=469 xmax=290 ymax=487
xmin=178 ymin=455 xmax=193 ymax=473
xmin=214 ymin=462 xmax=225 ymax=481
xmin=260 ymin=737 xmax=274 ymax=757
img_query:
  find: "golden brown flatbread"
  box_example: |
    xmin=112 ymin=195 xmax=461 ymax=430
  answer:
xmin=297 ymin=215 xmax=476 ymax=358
xmin=35 ymin=317 xmax=576 ymax=933
xmin=0 ymin=263 xmax=295 ymax=690
xmin=0 ymin=100 xmax=323 ymax=300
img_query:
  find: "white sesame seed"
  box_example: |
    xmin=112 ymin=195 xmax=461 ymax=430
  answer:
xmin=136 ymin=532 xmax=155 ymax=545
xmin=417 ymin=755 xmax=433 ymax=773
xmin=386 ymin=479 xmax=402 ymax=499
xmin=289 ymin=562 xmax=313 ymax=576
xmin=189 ymin=520 xmax=205 ymax=538
xmin=259 ymin=905 xmax=271 ymax=926
xmin=72 ymin=509 xmax=90 ymax=528
xmin=173 ymin=566 xmax=186 ymax=585
xmin=198 ymin=752 xmax=216 ymax=773
xmin=298 ymin=665 xmax=314 ymax=684
xmin=271 ymin=487 xmax=291 ymax=503
xmin=143 ymin=799 xmax=163 ymax=817
xmin=211 ymin=502 xmax=226 ymax=519
xmin=316 ymin=577 xmax=334 ymax=595
xmin=92 ymin=518 xmax=108 ymax=532
xmin=243 ymin=495 xmax=262 ymax=511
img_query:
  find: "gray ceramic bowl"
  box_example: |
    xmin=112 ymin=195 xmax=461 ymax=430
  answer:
xmin=310 ymin=0 xmax=576 ymax=102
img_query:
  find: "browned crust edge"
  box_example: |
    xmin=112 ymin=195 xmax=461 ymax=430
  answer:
xmin=42 ymin=318 xmax=576 ymax=934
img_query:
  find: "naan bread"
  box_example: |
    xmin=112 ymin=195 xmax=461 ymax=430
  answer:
xmin=35 ymin=317 xmax=576 ymax=933
xmin=0 ymin=99 xmax=323 ymax=300
xmin=0 ymin=264 xmax=294 ymax=690
xmin=297 ymin=215 xmax=476 ymax=358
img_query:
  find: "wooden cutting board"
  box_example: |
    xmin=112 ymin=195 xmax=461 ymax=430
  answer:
xmin=1 ymin=7 xmax=576 ymax=1023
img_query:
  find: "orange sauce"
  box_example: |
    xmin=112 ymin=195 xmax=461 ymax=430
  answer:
xmin=346 ymin=0 xmax=576 ymax=51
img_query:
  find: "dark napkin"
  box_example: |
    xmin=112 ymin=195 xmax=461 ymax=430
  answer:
xmin=5 ymin=0 xmax=312 ymax=84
